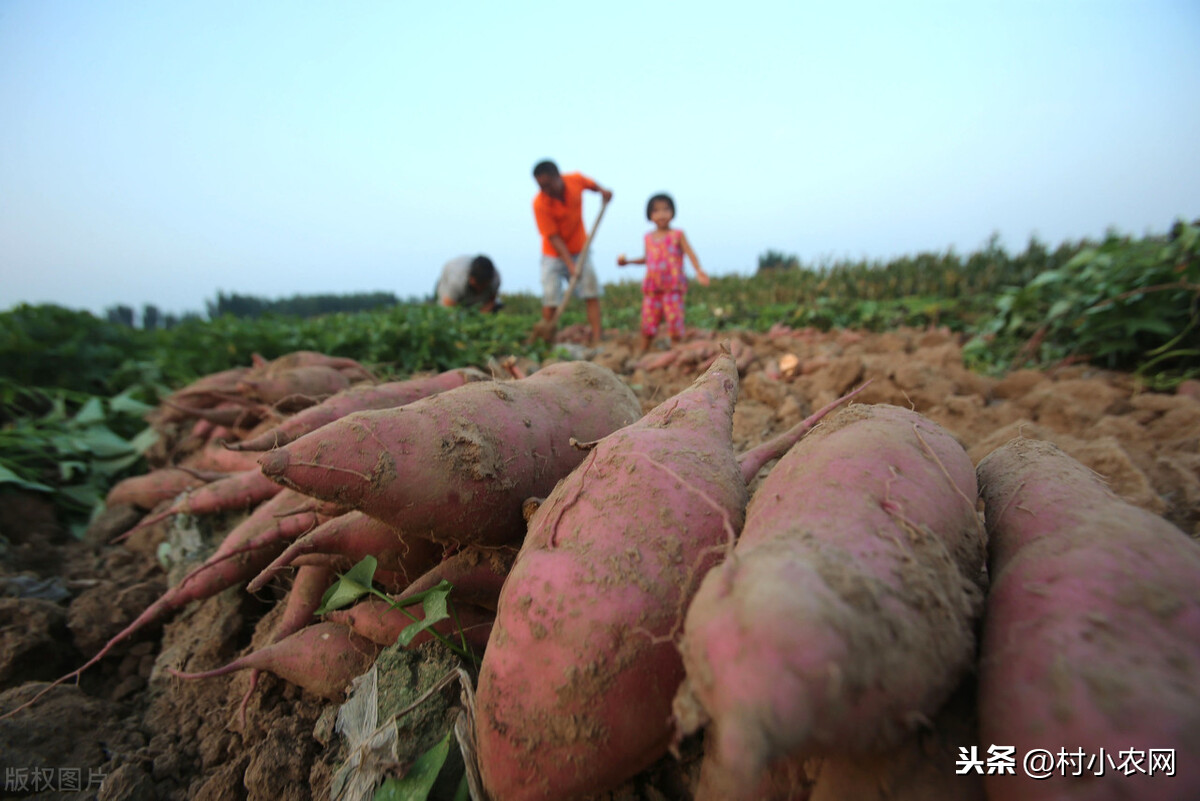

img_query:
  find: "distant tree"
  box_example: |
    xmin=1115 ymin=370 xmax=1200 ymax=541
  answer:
xmin=757 ymin=250 xmax=801 ymax=273
xmin=205 ymin=290 xmax=399 ymax=320
xmin=142 ymin=304 xmax=160 ymax=331
xmin=105 ymin=304 xmax=134 ymax=327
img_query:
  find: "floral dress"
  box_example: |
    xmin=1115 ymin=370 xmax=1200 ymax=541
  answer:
xmin=641 ymin=229 xmax=687 ymax=338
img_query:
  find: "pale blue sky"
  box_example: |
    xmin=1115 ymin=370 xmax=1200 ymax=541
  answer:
xmin=2 ymin=1 xmax=1198 ymax=317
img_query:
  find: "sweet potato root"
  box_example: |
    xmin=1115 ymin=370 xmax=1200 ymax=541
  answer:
xmin=167 ymin=621 xmax=380 ymax=700
xmin=976 ymin=438 xmax=1200 ymax=801
xmin=105 ymin=467 xmax=225 ymax=510
xmin=326 ymin=596 xmax=495 ymax=653
xmin=247 ymin=511 xmax=444 ymax=594
xmin=115 ymin=468 xmax=283 ymax=542
xmin=394 ymin=545 xmax=518 ymax=611
xmin=235 ymin=365 xmax=351 ymax=406
xmin=230 ymin=367 xmax=488 ymax=451
xmin=674 ymin=404 xmax=985 ymax=800
xmin=258 ymin=361 xmax=641 ymax=547
xmin=475 ymin=353 xmax=750 ymax=801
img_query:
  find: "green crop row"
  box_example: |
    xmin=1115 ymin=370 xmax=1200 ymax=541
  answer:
xmin=2 ymin=219 xmax=1195 ymax=535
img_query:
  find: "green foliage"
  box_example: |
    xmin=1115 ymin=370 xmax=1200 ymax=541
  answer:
xmin=1 ymin=305 xmax=145 ymax=395
xmin=756 ymin=249 xmax=800 ymax=272
xmin=0 ymin=383 xmax=158 ymax=536
xmin=205 ymin=290 xmax=404 ymax=320
xmin=1 ymin=219 xmax=1194 ymax=541
xmin=318 ymin=557 xmax=474 ymax=664
xmin=374 ymin=729 xmax=456 ymax=801
xmin=964 ymin=222 xmax=1200 ymax=385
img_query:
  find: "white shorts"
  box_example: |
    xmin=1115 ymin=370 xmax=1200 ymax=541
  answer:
xmin=540 ymin=252 xmax=601 ymax=307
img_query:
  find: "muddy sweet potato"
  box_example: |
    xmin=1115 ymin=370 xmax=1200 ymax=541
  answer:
xmin=474 ymin=353 xmax=750 ymax=801
xmin=673 ymin=404 xmax=985 ymax=800
xmin=231 ymin=367 xmax=488 ymax=451
xmin=168 ymin=621 xmax=380 ymax=700
xmin=247 ymin=511 xmax=444 ymax=594
xmin=105 ymin=467 xmax=225 ymax=510
xmin=258 ymin=360 xmax=641 ymax=547
xmin=976 ymin=438 xmax=1200 ymax=801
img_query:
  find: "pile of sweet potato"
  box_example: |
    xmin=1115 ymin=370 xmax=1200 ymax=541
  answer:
xmin=7 ymin=347 xmax=1198 ymax=801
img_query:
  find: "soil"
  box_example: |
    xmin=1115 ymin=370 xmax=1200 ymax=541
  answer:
xmin=1 ymin=326 xmax=1197 ymax=800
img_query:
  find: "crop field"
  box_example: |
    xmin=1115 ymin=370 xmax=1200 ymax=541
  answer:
xmin=0 ymin=220 xmax=1196 ymax=800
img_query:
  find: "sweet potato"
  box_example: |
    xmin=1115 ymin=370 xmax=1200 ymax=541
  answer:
xmin=239 ymin=564 xmax=336 ymax=722
xmin=161 ymin=398 xmax=263 ymax=428
xmin=976 ymin=438 xmax=1200 ymax=801
xmin=807 ymin=677 xmax=986 ymax=801
xmin=235 ymin=365 xmax=351 ymax=405
xmin=474 ymin=353 xmax=750 ymax=801
xmin=394 ymin=545 xmax=518 ymax=611
xmin=231 ymin=367 xmax=488 ymax=451
xmin=326 ymin=596 xmax=495 ymax=653
xmin=105 ymin=467 xmax=225 ymax=510
xmin=167 ymin=621 xmax=380 ymax=700
xmin=115 ymin=468 xmax=283 ymax=542
xmin=257 ymin=350 xmax=370 ymax=375
xmin=673 ymin=404 xmax=985 ymax=801
xmin=180 ymin=440 xmax=271 ymax=473
xmin=247 ymin=511 xmax=444 ymax=594
xmin=258 ymin=360 xmax=641 ymax=547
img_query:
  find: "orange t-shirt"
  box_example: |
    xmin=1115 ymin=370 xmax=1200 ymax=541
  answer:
xmin=533 ymin=172 xmax=598 ymax=256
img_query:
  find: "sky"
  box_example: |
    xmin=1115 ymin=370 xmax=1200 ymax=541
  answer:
xmin=2 ymin=1 xmax=1198 ymax=318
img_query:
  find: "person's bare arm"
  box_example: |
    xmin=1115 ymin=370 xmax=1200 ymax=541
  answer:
xmin=591 ymin=184 xmax=613 ymax=203
xmin=548 ymin=234 xmax=577 ymax=276
xmin=680 ymin=232 xmax=710 ymax=286
xmin=617 ymin=253 xmax=645 ymax=266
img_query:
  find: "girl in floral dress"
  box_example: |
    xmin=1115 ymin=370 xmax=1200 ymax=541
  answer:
xmin=618 ymin=193 xmax=709 ymax=352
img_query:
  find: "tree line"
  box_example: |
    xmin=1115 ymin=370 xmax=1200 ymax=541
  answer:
xmin=104 ymin=291 xmax=403 ymax=329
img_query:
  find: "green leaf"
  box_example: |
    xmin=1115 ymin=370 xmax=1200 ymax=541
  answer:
xmin=395 ymin=580 xmax=452 ymax=647
xmin=373 ymin=729 xmax=452 ymax=801
xmin=1028 ymin=270 xmax=1064 ymax=288
xmin=95 ymin=451 xmax=144 ymax=477
xmin=76 ymin=426 xmax=136 ymax=459
xmin=73 ymin=397 xmax=105 ymax=425
xmin=0 ymin=462 xmax=53 ymax=492
xmin=129 ymin=427 xmax=160 ymax=454
xmin=110 ymin=391 xmax=155 ymax=416
xmin=59 ymin=460 xmax=88 ymax=481
xmin=59 ymin=483 xmax=102 ymax=509
xmin=316 ymin=556 xmax=378 ymax=615
xmin=1046 ymin=299 xmax=1074 ymax=319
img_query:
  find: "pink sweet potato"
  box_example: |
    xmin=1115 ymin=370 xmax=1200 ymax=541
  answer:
xmin=239 ymin=564 xmax=336 ymax=721
xmin=105 ymin=467 xmax=225 ymax=510
xmin=806 ymin=677 xmax=986 ymax=801
xmin=258 ymin=360 xmax=641 ymax=547
xmin=235 ymin=365 xmax=351 ymax=405
xmin=326 ymin=596 xmax=495 ymax=653
xmin=394 ymin=545 xmax=518 ymax=611
xmin=115 ymin=468 xmax=283 ymax=542
xmin=975 ymin=438 xmax=1200 ymax=801
xmin=168 ymin=620 xmax=380 ymax=700
xmin=231 ymin=367 xmax=488 ymax=451
xmin=180 ymin=439 xmax=271 ymax=473
xmin=257 ymin=350 xmax=369 ymax=375
xmin=673 ymin=404 xmax=985 ymax=801
xmin=247 ymin=511 xmax=444 ymax=594
xmin=474 ymin=353 xmax=750 ymax=801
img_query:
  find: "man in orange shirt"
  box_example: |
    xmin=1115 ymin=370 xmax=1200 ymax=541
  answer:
xmin=532 ymin=160 xmax=613 ymax=344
